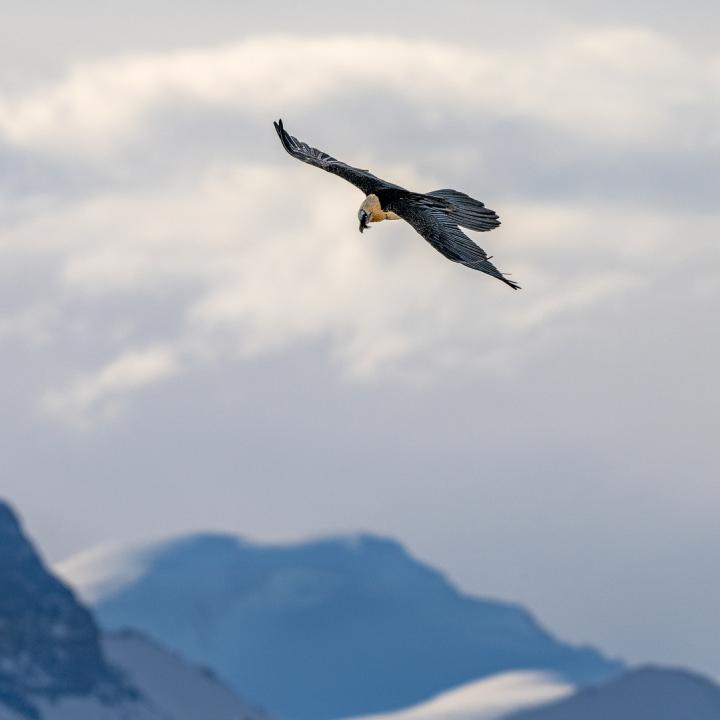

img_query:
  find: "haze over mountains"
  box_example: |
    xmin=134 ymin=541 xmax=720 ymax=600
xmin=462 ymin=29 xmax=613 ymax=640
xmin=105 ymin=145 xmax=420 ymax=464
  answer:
xmin=0 ymin=500 xmax=266 ymax=720
xmin=59 ymin=532 xmax=622 ymax=720
xmin=4 ymin=495 xmax=720 ymax=720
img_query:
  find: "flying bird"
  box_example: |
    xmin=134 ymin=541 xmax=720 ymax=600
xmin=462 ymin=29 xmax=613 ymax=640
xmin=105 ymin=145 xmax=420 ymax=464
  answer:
xmin=274 ymin=119 xmax=520 ymax=289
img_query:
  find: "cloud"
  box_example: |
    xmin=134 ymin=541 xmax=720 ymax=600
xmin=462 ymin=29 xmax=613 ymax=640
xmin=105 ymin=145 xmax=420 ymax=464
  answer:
xmin=0 ymin=303 xmax=58 ymax=346
xmin=2 ymin=11 xmax=720 ymax=680
xmin=1 ymin=30 xmax=718 ymax=427
xmin=0 ymin=31 xmax=717 ymax=156
xmin=40 ymin=344 xmax=181 ymax=427
xmin=23 ymin=156 xmax=715 ymax=427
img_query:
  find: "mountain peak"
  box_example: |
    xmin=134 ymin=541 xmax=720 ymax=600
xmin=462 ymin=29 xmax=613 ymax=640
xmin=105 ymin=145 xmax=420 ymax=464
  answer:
xmin=61 ymin=530 xmax=622 ymax=720
xmin=0 ymin=499 xmax=22 ymax=535
xmin=0 ymin=498 xmax=131 ymax=718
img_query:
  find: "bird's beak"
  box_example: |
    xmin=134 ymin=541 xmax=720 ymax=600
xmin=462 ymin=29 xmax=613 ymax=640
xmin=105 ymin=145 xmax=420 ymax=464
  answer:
xmin=359 ymin=212 xmax=369 ymax=233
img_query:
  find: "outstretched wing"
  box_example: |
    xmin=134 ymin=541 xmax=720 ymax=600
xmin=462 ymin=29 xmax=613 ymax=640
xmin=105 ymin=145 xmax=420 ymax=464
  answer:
xmin=274 ymin=119 xmax=400 ymax=196
xmin=392 ymin=196 xmax=520 ymax=289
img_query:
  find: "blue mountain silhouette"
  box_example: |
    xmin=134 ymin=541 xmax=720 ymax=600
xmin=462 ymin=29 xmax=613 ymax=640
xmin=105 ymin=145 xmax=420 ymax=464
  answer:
xmin=87 ymin=532 xmax=622 ymax=719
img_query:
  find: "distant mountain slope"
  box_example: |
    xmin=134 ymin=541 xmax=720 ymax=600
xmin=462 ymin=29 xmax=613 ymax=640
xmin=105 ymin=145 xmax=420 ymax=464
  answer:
xmin=103 ymin=630 xmax=270 ymax=720
xmin=504 ymin=666 xmax=720 ymax=720
xmin=1 ymin=632 xmax=269 ymax=720
xmin=0 ymin=500 xmax=267 ymax=720
xmin=347 ymin=671 xmax=573 ymax=720
xmin=59 ymin=532 xmax=622 ymax=720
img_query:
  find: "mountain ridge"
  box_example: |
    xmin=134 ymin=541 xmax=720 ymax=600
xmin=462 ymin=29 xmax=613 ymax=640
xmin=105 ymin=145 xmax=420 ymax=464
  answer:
xmin=0 ymin=499 xmax=268 ymax=720
xmin=60 ymin=530 xmax=623 ymax=720
xmin=0 ymin=500 xmax=132 ymax=719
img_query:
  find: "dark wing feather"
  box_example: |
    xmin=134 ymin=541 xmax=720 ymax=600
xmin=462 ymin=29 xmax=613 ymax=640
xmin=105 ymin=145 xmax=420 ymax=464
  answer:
xmin=426 ymin=189 xmax=501 ymax=232
xmin=274 ymin=119 xmax=399 ymax=196
xmin=392 ymin=196 xmax=520 ymax=289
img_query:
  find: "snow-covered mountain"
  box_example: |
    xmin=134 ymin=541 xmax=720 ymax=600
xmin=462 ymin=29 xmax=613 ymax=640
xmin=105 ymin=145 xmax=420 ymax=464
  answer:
xmin=503 ymin=666 xmax=720 ymax=720
xmin=345 ymin=671 xmax=574 ymax=720
xmin=10 ymin=497 xmax=718 ymax=720
xmin=58 ymin=533 xmax=622 ymax=720
xmin=103 ymin=630 xmax=270 ymax=720
xmin=348 ymin=666 xmax=720 ymax=720
xmin=0 ymin=500 xmax=267 ymax=720
xmin=0 ymin=500 xmax=130 ymax=719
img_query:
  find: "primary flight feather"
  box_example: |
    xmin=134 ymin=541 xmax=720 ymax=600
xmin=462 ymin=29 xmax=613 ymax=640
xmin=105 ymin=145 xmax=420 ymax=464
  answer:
xmin=274 ymin=119 xmax=520 ymax=289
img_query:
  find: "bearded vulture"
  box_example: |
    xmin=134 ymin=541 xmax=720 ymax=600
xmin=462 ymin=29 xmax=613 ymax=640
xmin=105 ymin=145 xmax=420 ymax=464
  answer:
xmin=274 ymin=119 xmax=519 ymax=289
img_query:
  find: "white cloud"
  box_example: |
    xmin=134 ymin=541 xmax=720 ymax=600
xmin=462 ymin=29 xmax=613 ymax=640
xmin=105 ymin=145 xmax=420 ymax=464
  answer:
xmin=11 ymin=154 xmax=717 ymax=426
xmin=0 ymin=31 xmax=717 ymax=155
xmin=41 ymin=345 xmax=181 ymax=427
xmin=3 ymin=11 xmax=720 ymax=680
xmin=1 ymin=30 xmax=718 ymax=426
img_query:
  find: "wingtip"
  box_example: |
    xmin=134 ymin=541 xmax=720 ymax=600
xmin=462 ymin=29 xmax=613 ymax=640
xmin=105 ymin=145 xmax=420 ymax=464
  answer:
xmin=274 ymin=119 xmax=290 ymax=149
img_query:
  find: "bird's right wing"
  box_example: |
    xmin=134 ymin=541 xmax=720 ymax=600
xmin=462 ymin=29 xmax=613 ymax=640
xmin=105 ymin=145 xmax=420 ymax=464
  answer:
xmin=274 ymin=119 xmax=399 ymax=196
xmin=392 ymin=196 xmax=520 ymax=289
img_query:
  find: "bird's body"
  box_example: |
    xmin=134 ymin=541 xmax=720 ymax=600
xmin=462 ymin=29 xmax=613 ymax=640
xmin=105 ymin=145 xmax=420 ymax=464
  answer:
xmin=273 ymin=119 xmax=520 ymax=289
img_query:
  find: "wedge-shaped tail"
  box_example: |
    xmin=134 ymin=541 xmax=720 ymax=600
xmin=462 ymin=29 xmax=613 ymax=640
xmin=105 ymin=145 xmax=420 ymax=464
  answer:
xmin=427 ymin=189 xmax=501 ymax=232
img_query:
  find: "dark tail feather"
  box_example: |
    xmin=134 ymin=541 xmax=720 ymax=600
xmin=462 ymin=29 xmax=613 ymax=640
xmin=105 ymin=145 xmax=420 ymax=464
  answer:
xmin=499 ymin=274 xmax=521 ymax=290
xmin=427 ymin=189 xmax=501 ymax=232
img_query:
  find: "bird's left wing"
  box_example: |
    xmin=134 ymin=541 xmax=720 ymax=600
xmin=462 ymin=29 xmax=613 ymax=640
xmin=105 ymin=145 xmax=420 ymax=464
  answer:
xmin=274 ymin=119 xmax=399 ymax=196
xmin=392 ymin=196 xmax=521 ymax=289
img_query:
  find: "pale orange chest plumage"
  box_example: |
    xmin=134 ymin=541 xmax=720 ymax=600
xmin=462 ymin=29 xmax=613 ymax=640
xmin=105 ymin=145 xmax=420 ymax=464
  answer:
xmin=362 ymin=194 xmax=401 ymax=223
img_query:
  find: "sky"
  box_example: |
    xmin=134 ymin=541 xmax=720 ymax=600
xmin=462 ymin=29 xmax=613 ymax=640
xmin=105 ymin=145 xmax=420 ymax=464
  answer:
xmin=1 ymin=0 xmax=719 ymax=677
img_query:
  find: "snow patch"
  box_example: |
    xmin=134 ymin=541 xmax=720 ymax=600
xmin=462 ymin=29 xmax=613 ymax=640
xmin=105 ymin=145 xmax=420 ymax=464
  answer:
xmin=54 ymin=540 xmax=163 ymax=604
xmin=345 ymin=671 xmax=574 ymax=720
xmin=103 ymin=630 xmax=269 ymax=720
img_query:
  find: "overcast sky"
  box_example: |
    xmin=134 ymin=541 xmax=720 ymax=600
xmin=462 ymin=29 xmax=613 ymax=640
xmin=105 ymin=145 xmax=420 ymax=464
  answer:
xmin=1 ymin=0 xmax=719 ymax=678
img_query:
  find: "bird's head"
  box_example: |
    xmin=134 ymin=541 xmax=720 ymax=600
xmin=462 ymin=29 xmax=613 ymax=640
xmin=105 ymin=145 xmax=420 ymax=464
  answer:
xmin=358 ymin=208 xmax=370 ymax=233
xmin=358 ymin=194 xmax=381 ymax=233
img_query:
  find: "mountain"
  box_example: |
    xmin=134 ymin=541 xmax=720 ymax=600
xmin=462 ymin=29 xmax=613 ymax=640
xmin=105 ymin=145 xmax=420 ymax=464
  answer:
xmin=347 ymin=671 xmax=573 ymax=720
xmin=103 ymin=630 xmax=270 ymax=720
xmin=0 ymin=500 xmax=267 ymax=720
xmin=503 ymin=666 xmax=720 ymax=720
xmin=58 ymin=532 xmax=622 ymax=720
xmin=0 ymin=500 xmax=129 ymax=719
